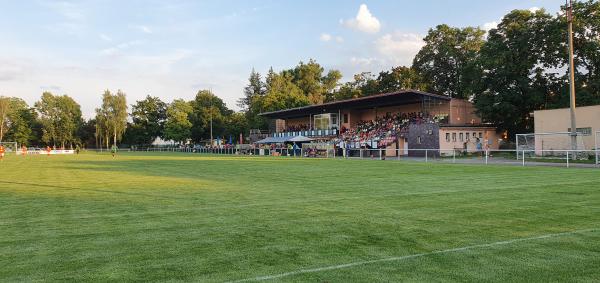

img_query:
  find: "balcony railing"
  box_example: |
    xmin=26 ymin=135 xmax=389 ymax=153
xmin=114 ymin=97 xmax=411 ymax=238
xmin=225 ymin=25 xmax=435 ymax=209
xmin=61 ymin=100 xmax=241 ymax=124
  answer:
xmin=273 ymin=129 xmax=339 ymax=138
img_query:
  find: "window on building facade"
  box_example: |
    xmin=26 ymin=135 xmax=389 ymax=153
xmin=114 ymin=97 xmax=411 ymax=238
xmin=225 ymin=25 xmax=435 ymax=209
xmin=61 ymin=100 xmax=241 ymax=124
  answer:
xmin=568 ymin=127 xmax=592 ymax=136
xmin=459 ymin=133 xmax=464 ymax=142
xmin=343 ymin=113 xmax=349 ymax=124
xmin=452 ymin=133 xmax=457 ymax=142
xmin=446 ymin=133 xmax=450 ymax=142
xmin=466 ymin=133 xmax=470 ymax=141
xmin=417 ymin=136 xmax=422 ymax=144
xmin=479 ymin=132 xmax=483 ymax=138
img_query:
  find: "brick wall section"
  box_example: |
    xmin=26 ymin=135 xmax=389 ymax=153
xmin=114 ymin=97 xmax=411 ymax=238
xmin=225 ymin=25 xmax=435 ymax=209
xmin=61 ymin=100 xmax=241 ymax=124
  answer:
xmin=407 ymin=123 xmax=440 ymax=157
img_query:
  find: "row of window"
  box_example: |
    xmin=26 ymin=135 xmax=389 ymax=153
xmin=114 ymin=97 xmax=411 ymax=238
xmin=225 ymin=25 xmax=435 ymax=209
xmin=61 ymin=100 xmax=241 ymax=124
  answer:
xmin=446 ymin=132 xmax=484 ymax=143
xmin=567 ymin=127 xmax=592 ymax=136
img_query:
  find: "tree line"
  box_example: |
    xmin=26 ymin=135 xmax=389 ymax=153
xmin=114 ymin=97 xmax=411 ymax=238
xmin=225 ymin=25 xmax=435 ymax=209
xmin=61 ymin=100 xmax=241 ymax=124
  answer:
xmin=0 ymin=89 xmax=245 ymax=148
xmin=241 ymin=1 xmax=600 ymax=138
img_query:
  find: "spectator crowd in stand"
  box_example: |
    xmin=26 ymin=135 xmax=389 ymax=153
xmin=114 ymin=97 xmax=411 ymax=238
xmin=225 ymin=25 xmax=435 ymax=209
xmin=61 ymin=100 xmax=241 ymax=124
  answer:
xmin=285 ymin=124 xmax=310 ymax=132
xmin=338 ymin=112 xmax=446 ymax=148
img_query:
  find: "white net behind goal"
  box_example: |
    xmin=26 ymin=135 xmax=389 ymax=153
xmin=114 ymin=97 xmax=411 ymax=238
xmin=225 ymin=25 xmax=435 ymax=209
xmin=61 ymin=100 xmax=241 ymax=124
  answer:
xmin=0 ymin=142 xmax=18 ymax=155
xmin=516 ymin=132 xmax=590 ymax=159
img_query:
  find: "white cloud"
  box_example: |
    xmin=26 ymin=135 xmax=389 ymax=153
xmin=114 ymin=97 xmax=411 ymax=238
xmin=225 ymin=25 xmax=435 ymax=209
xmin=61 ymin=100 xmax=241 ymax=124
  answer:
xmin=481 ymin=21 xmax=498 ymax=32
xmin=350 ymin=57 xmax=378 ymax=66
xmin=320 ymin=33 xmax=344 ymax=43
xmin=342 ymin=4 xmax=381 ymax=34
xmin=100 ymin=34 xmax=112 ymax=42
xmin=320 ymin=33 xmax=332 ymax=42
xmin=130 ymin=25 xmax=153 ymax=34
xmin=529 ymin=7 xmax=541 ymax=13
xmin=43 ymin=1 xmax=85 ymax=20
xmin=375 ymin=33 xmax=424 ymax=65
xmin=126 ymin=49 xmax=193 ymax=73
xmin=100 ymin=40 xmax=142 ymax=56
xmin=0 ymin=58 xmax=33 ymax=81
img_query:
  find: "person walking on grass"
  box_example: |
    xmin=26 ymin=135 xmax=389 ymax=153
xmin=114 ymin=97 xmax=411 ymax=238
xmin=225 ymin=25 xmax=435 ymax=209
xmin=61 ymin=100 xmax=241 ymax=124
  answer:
xmin=0 ymin=145 xmax=5 ymax=162
xmin=111 ymin=144 xmax=118 ymax=158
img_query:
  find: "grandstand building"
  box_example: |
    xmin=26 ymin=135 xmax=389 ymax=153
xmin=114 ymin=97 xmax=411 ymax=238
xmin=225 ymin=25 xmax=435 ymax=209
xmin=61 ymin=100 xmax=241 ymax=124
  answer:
xmin=259 ymin=90 xmax=499 ymax=156
xmin=533 ymin=104 xmax=600 ymax=151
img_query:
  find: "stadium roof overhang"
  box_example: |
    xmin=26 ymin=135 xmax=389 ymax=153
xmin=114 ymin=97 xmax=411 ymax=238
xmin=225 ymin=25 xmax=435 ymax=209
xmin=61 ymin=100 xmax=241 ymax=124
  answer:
xmin=259 ymin=89 xmax=450 ymax=119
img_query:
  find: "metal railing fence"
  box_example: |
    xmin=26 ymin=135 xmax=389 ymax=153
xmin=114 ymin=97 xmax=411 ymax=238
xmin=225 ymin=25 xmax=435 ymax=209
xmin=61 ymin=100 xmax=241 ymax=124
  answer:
xmin=120 ymin=146 xmax=599 ymax=168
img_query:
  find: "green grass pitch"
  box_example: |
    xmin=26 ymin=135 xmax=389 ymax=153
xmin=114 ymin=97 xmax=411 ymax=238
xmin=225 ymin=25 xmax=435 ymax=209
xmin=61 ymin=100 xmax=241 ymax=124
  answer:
xmin=1 ymin=152 xmax=599 ymax=282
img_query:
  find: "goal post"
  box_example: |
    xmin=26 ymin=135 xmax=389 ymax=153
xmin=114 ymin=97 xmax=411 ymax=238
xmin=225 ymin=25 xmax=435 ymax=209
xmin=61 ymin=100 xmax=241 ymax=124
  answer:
xmin=594 ymin=131 xmax=600 ymax=165
xmin=516 ymin=132 xmax=590 ymax=160
xmin=0 ymin=142 xmax=18 ymax=155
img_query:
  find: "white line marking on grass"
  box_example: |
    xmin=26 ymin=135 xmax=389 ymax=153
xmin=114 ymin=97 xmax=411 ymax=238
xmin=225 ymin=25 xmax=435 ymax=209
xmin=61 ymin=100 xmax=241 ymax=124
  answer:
xmin=227 ymin=228 xmax=598 ymax=282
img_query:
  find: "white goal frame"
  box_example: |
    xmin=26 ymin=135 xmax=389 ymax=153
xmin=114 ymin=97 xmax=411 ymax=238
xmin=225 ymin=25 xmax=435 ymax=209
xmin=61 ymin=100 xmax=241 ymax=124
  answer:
xmin=594 ymin=131 xmax=600 ymax=165
xmin=516 ymin=132 xmax=589 ymax=160
xmin=0 ymin=142 xmax=18 ymax=155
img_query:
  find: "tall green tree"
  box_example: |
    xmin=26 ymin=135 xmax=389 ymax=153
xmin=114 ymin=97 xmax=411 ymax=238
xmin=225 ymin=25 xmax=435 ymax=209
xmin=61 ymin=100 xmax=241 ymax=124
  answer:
xmin=164 ymin=99 xmax=193 ymax=144
xmin=99 ymin=90 xmax=128 ymax=146
xmin=261 ymin=72 xmax=310 ymax=112
xmin=289 ymin=59 xmax=343 ymax=104
xmin=474 ymin=9 xmax=555 ymax=137
xmin=77 ymin=119 xmax=97 ymax=148
xmin=35 ymin=92 xmax=82 ymax=148
xmin=545 ymin=0 xmax=600 ymax=108
xmin=224 ymin=112 xmax=249 ymax=143
xmin=331 ymin=72 xmax=379 ymax=101
xmin=190 ymin=90 xmax=233 ymax=142
xmin=322 ymin=70 xmax=343 ymax=102
xmin=412 ymin=24 xmax=485 ymax=98
xmin=240 ymin=69 xmax=268 ymax=130
xmin=292 ymin=59 xmax=326 ymax=104
xmin=238 ymin=68 xmax=265 ymax=110
xmin=95 ymin=108 xmax=109 ymax=149
xmin=5 ymin=98 xmax=38 ymax=145
xmin=128 ymin=95 xmax=167 ymax=145
xmin=376 ymin=66 xmax=428 ymax=93
xmin=0 ymin=96 xmax=11 ymax=142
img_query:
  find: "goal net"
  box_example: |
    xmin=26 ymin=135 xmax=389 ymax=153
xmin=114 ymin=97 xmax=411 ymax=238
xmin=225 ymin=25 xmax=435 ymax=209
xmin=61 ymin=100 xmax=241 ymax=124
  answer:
xmin=0 ymin=142 xmax=18 ymax=155
xmin=516 ymin=132 xmax=591 ymax=160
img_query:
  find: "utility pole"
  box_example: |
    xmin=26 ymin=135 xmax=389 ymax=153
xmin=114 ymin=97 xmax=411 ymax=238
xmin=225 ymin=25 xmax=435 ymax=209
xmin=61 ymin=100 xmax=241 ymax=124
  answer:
xmin=567 ymin=0 xmax=577 ymax=158
xmin=210 ymin=88 xmax=214 ymax=148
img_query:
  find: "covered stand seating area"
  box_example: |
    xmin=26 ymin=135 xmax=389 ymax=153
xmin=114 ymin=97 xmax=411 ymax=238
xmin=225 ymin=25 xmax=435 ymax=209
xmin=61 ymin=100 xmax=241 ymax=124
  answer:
xmin=258 ymin=89 xmax=500 ymax=158
xmin=254 ymin=135 xmax=312 ymax=156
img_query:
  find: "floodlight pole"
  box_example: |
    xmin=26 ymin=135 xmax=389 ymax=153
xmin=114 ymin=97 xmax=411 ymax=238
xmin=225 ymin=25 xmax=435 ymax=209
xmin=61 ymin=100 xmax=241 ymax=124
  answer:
xmin=567 ymin=0 xmax=577 ymax=159
xmin=210 ymin=88 xmax=214 ymax=148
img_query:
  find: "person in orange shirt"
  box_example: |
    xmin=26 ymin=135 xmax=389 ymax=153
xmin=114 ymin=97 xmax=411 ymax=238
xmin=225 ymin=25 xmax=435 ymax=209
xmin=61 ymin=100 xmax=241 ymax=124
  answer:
xmin=46 ymin=146 xmax=52 ymax=156
xmin=21 ymin=145 xmax=27 ymax=156
xmin=0 ymin=145 xmax=5 ymax=161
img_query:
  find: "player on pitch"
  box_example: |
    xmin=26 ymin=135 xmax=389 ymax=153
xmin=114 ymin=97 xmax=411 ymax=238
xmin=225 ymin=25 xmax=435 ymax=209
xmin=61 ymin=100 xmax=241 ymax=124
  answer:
xmin=0 ymin=145 xmax=5 ymax=161
xmin=111 ymin=144 xmax=118 ymax=158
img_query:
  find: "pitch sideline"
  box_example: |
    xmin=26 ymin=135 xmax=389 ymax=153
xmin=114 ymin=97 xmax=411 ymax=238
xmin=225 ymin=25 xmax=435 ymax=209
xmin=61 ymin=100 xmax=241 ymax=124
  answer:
xmin=228 ymin=228 xmax=598 ymax=282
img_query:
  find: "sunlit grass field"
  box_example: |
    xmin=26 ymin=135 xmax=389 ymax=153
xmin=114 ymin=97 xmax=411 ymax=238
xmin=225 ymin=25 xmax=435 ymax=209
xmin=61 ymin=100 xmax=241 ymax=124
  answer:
xmin=1 ymin=152 xmax=599 ymax=282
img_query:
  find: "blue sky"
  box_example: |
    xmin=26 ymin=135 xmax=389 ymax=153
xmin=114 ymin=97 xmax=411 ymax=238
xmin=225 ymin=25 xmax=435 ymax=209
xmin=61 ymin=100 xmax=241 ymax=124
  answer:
xmin=0 ymin=0 xmax=564 ymax=117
